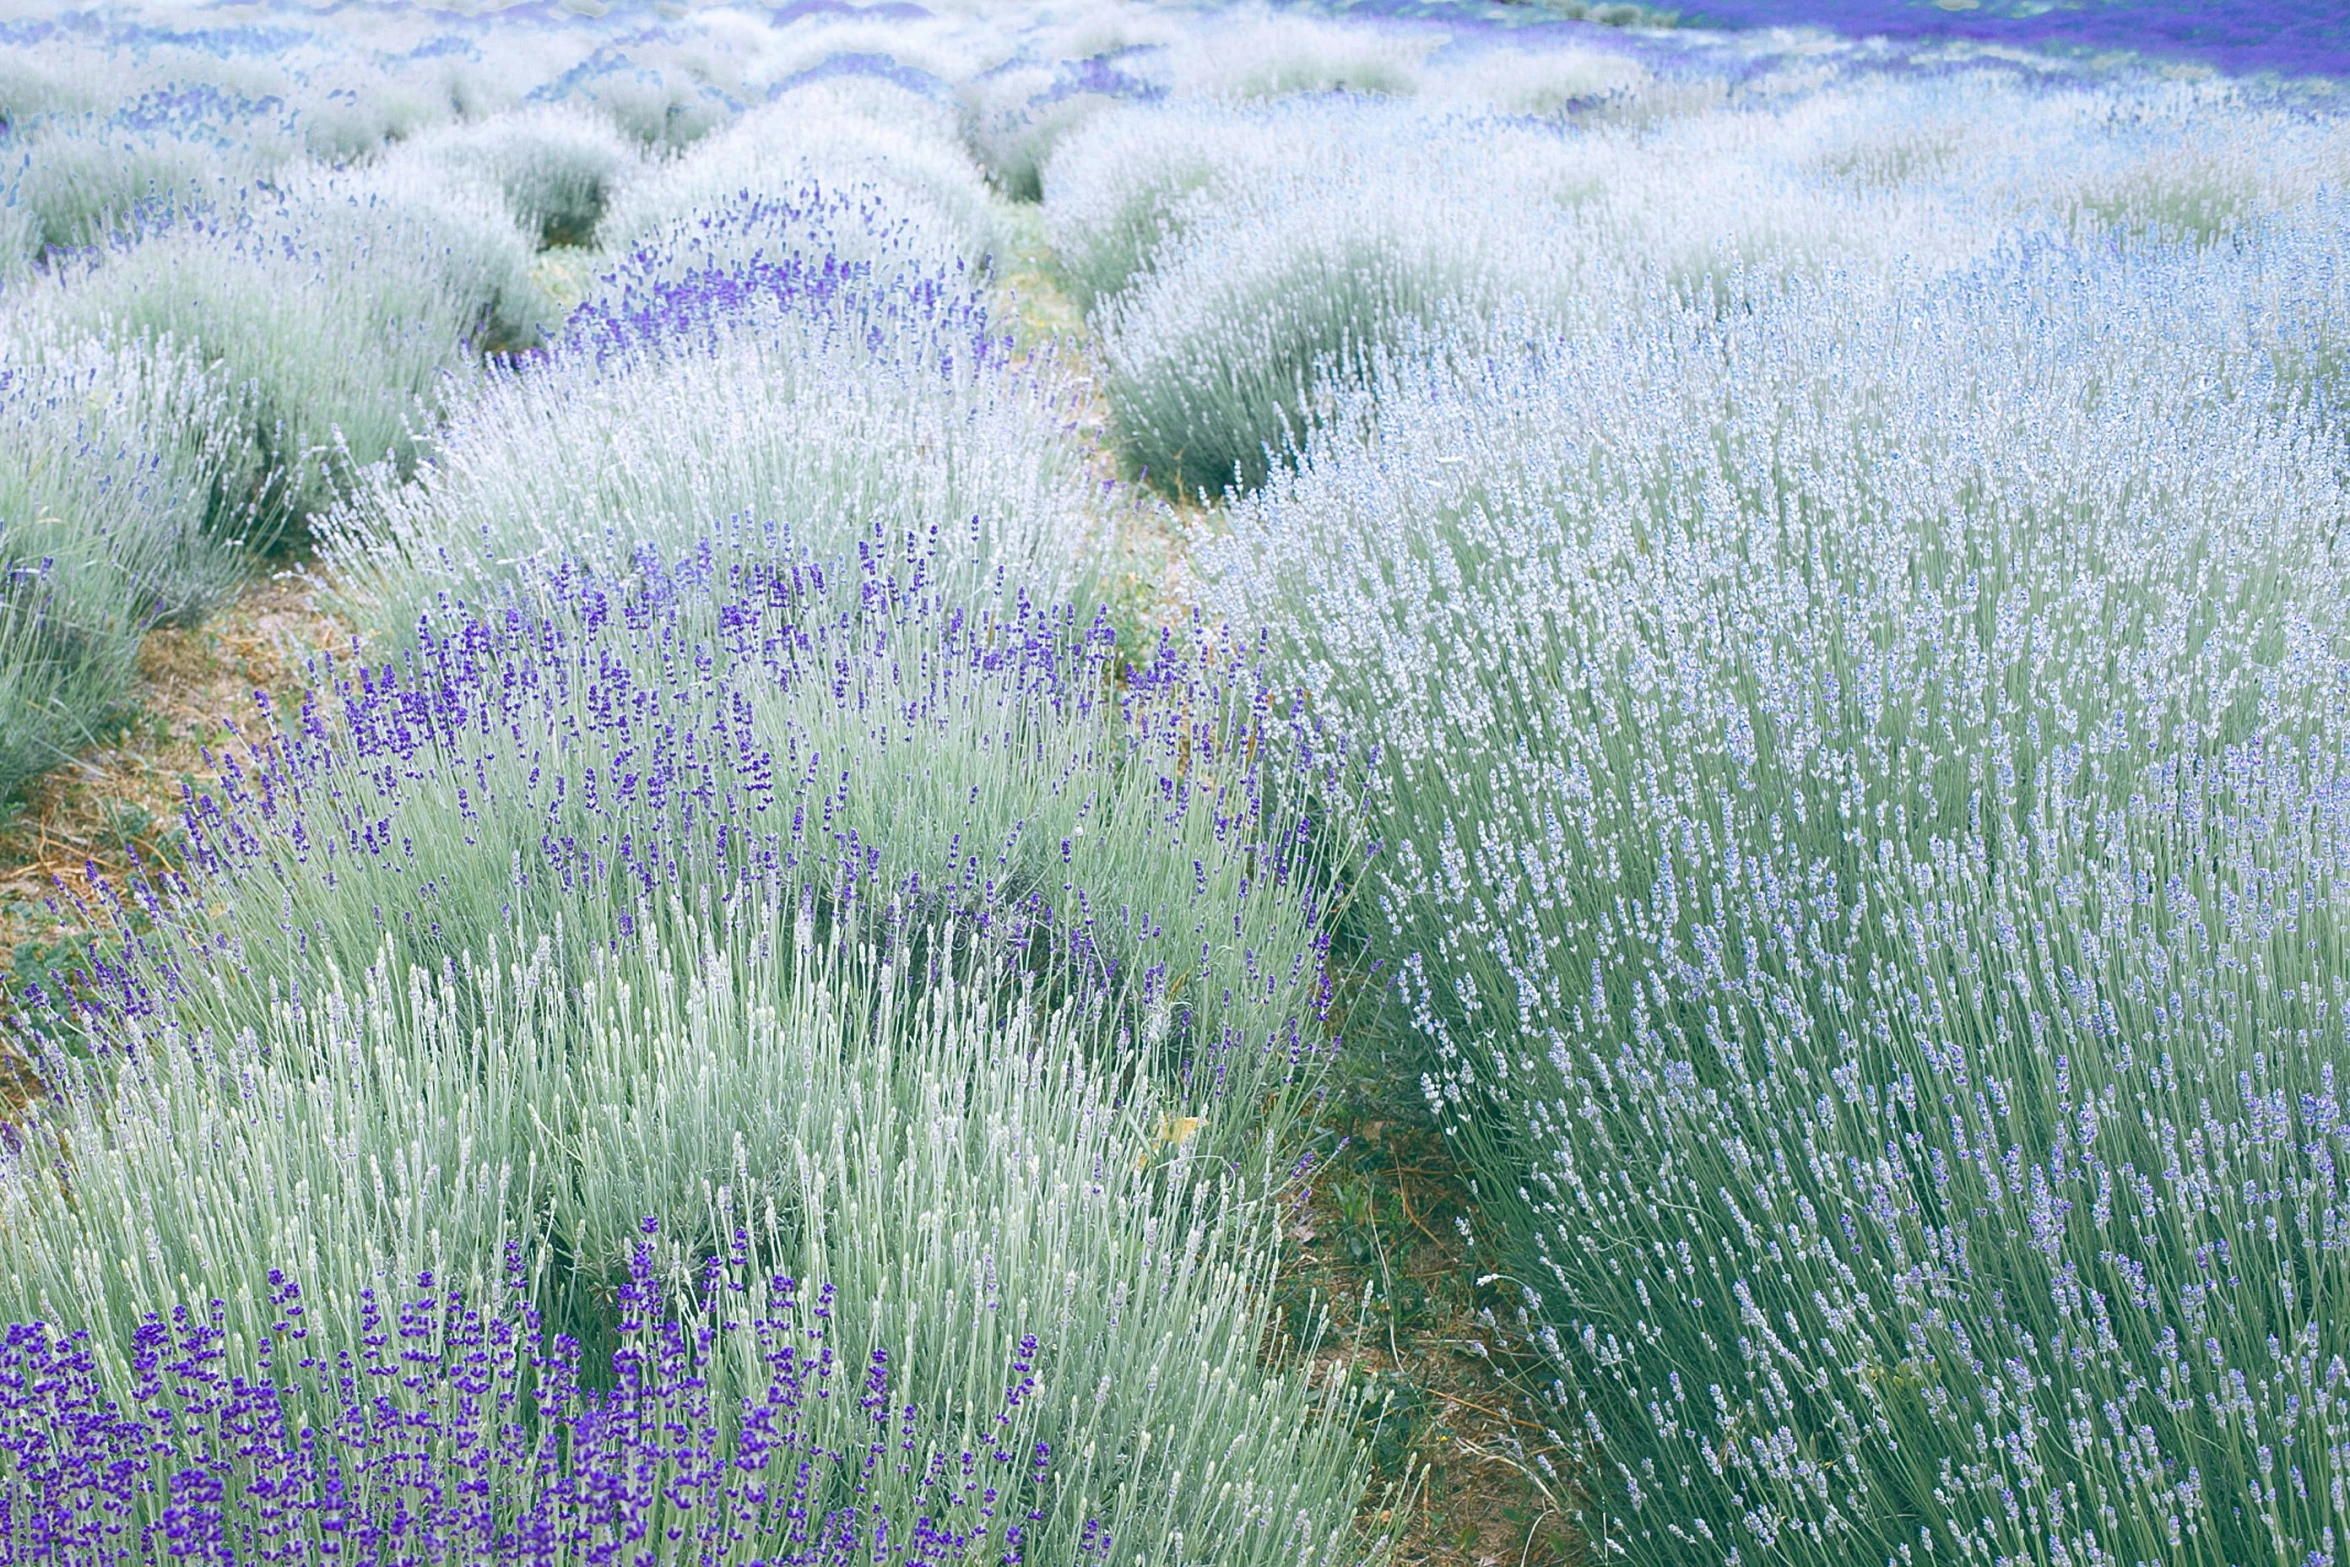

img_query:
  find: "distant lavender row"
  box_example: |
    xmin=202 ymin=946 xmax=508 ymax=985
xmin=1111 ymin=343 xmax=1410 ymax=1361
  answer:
xmin=1048 ymin=48 xmax=2350 ymax=498
xmin=1675 ymin=0 xmax=2350 ymax=80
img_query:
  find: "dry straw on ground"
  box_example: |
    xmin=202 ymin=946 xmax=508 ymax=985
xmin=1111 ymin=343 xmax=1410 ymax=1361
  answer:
xmin=0 ymin=571 xmax=350 ymax=975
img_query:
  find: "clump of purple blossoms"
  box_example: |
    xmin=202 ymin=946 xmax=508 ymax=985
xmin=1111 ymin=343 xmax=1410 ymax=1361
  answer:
xmin=0 ymin=1227 xmax=1068 ymax=1565
xmin=40 ymin=542 xmax=1349 ymax=1116
xmin=566 ymin=185 xmax=1002 ymax=375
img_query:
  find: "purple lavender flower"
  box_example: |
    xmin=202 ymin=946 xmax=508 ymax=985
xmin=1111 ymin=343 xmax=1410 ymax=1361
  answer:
xmin=33 ymin=540 xmax=1353 ymax=1119
xmin=562 ymin=185 xmax=1003 ymax=375
xmin=0 ymin=1233 xmax=1058 ymax=1564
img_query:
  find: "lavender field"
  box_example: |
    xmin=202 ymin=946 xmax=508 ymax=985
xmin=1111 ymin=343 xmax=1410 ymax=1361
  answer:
xmin=0 ymin=0 xmax=2344 ymax=1562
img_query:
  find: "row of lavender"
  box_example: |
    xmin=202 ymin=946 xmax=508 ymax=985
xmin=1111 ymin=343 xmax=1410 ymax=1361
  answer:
xmin=1 ymin=531 xmax=1379 ymax=1547
xmin=0 ymin=15 xmax=613 ymax=801
xmin=0 ymin=0 xmax=1046 ymax=803
xmin=0 ymin=5 xmax=1564 ymax=1559
xmin=1039 ymin=38 xmax=2350 ymax=1567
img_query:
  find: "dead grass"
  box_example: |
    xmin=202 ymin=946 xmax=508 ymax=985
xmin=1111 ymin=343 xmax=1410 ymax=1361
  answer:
xmin=1283 ymin=1039 xmax=1585 ymax=1567
xmin=0 ymin=569 xmax=350 ymax=979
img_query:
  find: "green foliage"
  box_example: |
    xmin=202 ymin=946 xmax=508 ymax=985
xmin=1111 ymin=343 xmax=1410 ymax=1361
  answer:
xmin=7 ymin=896 xmax=1381 ymax=1563
xmin=386 ymin=105 xmax=640 ymax=249
xmin=24 ymin=165 xmax=540 ymax=530
xmin=1210 ymin=238 xmax=2350 ymax=1563
xmin=5 ymin=118 xmax=257 ymax=260
xmin=0 ymin=331 xmax=253 ymax=801
xmin=319 ymin=266 xmax=1104 ymax=642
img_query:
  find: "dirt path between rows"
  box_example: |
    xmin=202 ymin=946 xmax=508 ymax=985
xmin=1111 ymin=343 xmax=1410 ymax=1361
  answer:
xmin=0 ymin=570 xmax=351 ymax=990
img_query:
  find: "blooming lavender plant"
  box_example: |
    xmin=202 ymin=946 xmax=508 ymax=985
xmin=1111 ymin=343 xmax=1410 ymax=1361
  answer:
xmin=0 ymin=327 xmax=254 ymax=800
xmin=1053 ymin=90 xmax=1888 ymax=496
xmin=19 ymin=166 xmax=540 ymax=529
xmin=1209 ymin=228 xmax=2350 ymax=1563
xmin=385 ymin=104 xmax=640 ymax=250
xmin=539 ymin=49 xmax=737 ymax=154
xmin=4 ymin=114 xmax=264 ymax=263
xmin=0 ymin=1228 xmax=1063 ymax=1564
xmin=5 ymin=884 xmax=1377 ymax=1564
xmin=570 ymin=182 xmax=984 ymax=340
xmin=598 ymin=77 xmax=1001 ymax=276
xmin=319 ymin=188 xmax=1099 ymax=639
xmin=96 ymin=542 xmax=1349 ymax=1123
xmin=1154 ymin=10 xmax=1434 ymax=103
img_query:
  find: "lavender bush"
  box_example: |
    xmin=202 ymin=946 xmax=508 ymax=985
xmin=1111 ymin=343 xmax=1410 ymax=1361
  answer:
xmin=540 ymin=52 xmax=737 ymax=155
xmin=96 ymin=544 xmax=1351 ymax=1121
xmin=0 ymin=328 xmax=254 ymax=800
xmin=958 ymin=55 xmax=1157 ymax=205
xmin=4 ymin=114 xmax=264 ymax=264
xmin=6 ymin=889 xmax=1373 ymax=1564
xmin=0 ymin=1229 xmax=1062 ymax=1563
xmin=598 ymin=78 xmax=1002 ymax=277
xmin=0 ymin=536 xmax=1377 ymax=1558
xmin=385 ymin=104 xmax=640 ymax=250
xmin=1051 ymin=90 xmax=1893 ymax=496
xmin=17 ymin=170 xmax=538 ymax=530
xmin=574 ymin=183 xmax=968 ymax=322
xmin=1207 ymin=225 xmax=2350 ymax=1563
xmin=319 ymin=194 xmax=1097 ymax=637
